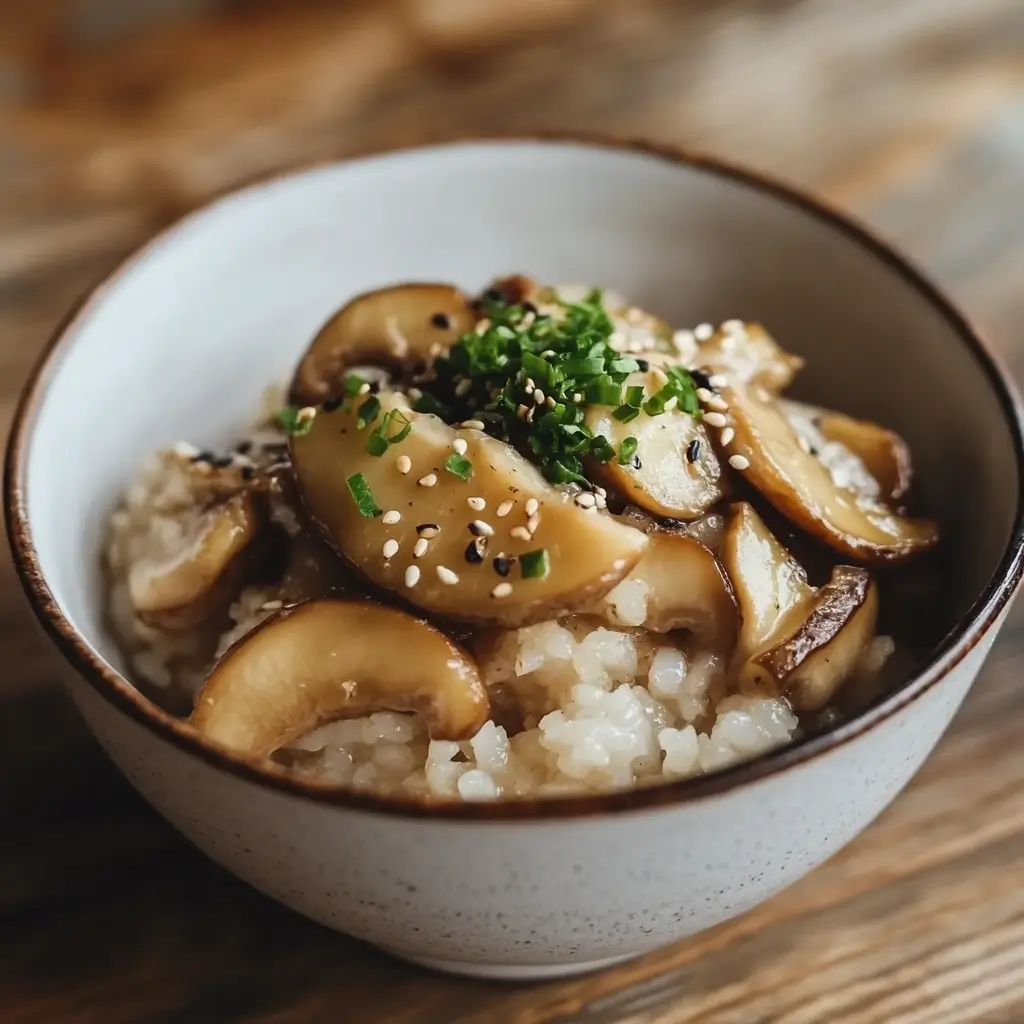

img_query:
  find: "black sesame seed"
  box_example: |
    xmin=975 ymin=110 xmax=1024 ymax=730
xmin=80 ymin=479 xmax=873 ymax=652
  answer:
xmin=632 ymin=456 xmax=642 ymax=470
xmin=213 ymin=455 xmax=234 ymax=468
xmin=431 ymin=312 xmax=451 ymax=329
xmin=809 ymin=446 xmax=820 ymax=457
xmin=322 ymin=395 xmax=344 ymax=412
xmin=465 ymin=538 xmax=486 ymax=564
xmin=367 ymin=379 xmax=381 ymax=395
xmin=493 ymin=555 xmax=512 ymax=577
xmin=234 ymin=440 xmax=253 ymax=454
xmin=690 ymin=369 xmax=712 ymax=390
xmin=686 ymin=439 xmax=701 ymax=463
xmin=636 ymin=359 xmax=650 ymax=371
xmin=240 ymin=466 xmax=256 ymax=481
xmin=192 ymin=450 xmax=215 ymax=463
xmin=484 ymin=287 xmax=505 ymax=303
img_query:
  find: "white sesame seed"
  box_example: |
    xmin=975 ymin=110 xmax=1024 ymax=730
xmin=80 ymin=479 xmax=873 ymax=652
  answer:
xmin=496 ymin=499 xmax=515 ymax=518
xmin=729 ymin=454 xmax=751 ymax=471
xmin=694 ymin=323 xmax=714 ymax=342
xmin=510 ymin=526 xmax=532 ymax=542
xmin=173 ymin=441 xmax=200 ymax=458
xmin=722 ymin=319 xmax=745 ymax=333
xmin=541 ymin=349 xmax=555 ymax=358
xmin=720 ymin=334 xmax=738 ymax=352
xmin=436 ymin=566 xmax=460 ymax=585
xmin=626 ymin=339 xmax=645 ymax=354
xmin=524 ymin=382 xmax=535 ymax=396
xmin=467 ymin=496 xmax=486 ymax=511
xmin=382 ymin=539 xmax=399 ymax=559
xmin=720 ymin=426 xmax=735 ymax=446
xmin=672 ymin=328 xmax=696 ymax=353
xmin=452 ymin=438 xmax=468 ymax=456
xmin=533 ymin=389 xmax=545 ymax=405
xmin=461 ymin=419 xmax=485 ymax=430
xmin=525 ymin=498 xmax=539 ymax=516
xmin=708 ymin=374 xmax=729 ymax=388
xmin=491 ymin=582 xmax=513 ymax=599
xmin=626 ymin=306 xmax=645 ymax=325
xmin=572 ymin=393 xmax=584 ymax=403
xmin=696 ymin=387 xmax=714 ymax=403
xmin=454 ymin=378 xmax=473 ymax=397
xmin=260 ymin=600 xmax=284 ymax=611
xmin=527 ymin=513 xmax=541 ymax=534
xmin=470 ymin=520 xmax=495 ymax=537
xmin=417 ymin=524 xmax=440 ymax=538
xmin=575 ymin=493 xmax=597 ymax=508
xmin=707 ymin=395 xmax=729 ymax=412
xmin=596 ymin=495 xmax=608 ymax=510
xmin=525 ymin=378 xmax=536 ymax=390
xmin=357 ymin=382 xmax=371 ymax=396
xmin=545 ymin=395 xmax=556 ymax=409
xmin=382 ymin=510 xmax=402 ymax=525
xmin=405 ymin=565 xmax=421 ymax=587
xmin=396 ymin=455 xmax=412 ymax=475
xmin=516 ymin=404 xmax=529 ymax=419
xmin=594 ymin=486 xmax=607 ymax=497
xmin=703 ymin=412 xmax=728 ymax=428
xmin=418 ymin=473 xmax=438 ymax=487
xmin=413 ymin=538 xmax=429 ymax=558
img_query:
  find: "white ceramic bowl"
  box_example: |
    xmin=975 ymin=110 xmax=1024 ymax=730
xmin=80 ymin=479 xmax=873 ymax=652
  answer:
xmin=7 ymin=138 xmax=1024 ymax=980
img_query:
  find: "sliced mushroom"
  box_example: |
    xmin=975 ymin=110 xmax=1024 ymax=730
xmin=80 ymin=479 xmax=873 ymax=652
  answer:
xmin=190 ymin=599 xmax=489 ymax=757
xmin=697 ymin=322 xmax=804 ymax=391
xmin=811 ymin=406 xmax=913 ymax=504
xmin=714 ymin=377 xmax=938 ymax=563
xmin=585 ymin=371 xmax=723 ymax=519
xmin=600 ymin=530 xmax=738 ymax=648
xmin=748 ymin=566 xmax=879 ymax=711
xmin=722 ymin=502 xmax=879 ymax=711
xmin=129 ymin=493 xmax=262 ymax=631
xmin=290 ymin=283 xmax=477 ymax=406
xmin=290 ymin=392 xmax=649 ymax=628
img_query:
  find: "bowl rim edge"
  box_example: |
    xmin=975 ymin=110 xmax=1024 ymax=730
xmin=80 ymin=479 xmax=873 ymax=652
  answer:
xmin=6 ymin=131 xmax=1024 ymax=822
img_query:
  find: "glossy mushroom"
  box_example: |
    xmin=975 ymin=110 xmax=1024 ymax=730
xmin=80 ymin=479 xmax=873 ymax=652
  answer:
xmin=289 ymin=392 xmax=650 ymax=628
xmin=190 ymin=598 xmax=489 ymax=757
xmin=290 ymin=283 xmax=477 ymax=406
xmin=696 ymin=322 xmax=804 ymax=391
xmin=714 ymin=377 xmax=938 ymax=563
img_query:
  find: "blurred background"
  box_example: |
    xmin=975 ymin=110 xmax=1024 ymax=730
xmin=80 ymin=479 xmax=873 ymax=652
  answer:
xmin=2 ymin=2 xmax=1024 ymax=1021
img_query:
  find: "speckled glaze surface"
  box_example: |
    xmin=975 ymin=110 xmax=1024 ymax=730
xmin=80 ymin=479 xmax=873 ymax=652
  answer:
xmin=8 ymin=139 xmax=1023 ymax=977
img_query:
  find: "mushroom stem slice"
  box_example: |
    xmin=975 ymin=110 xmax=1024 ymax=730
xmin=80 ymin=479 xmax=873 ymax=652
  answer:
xmin=744 ymin=567 xmax=879 ymax=711
xmin=585 ymin=370 xmax=723 ymax=520
xmin=697 ymin=322 xmax=804 ymax=391
xmin=601 ymin=530 xmax=738 ymax=648
xmin=290 ymin=283 xmax=477 ymax=405
xmin=290 ymin=392 xmax=649 ymax=628
xmin=129 ymin=493 xmax=262 ymax=631
xmin=190 ymin=599 xmax=489 ymax=757
xmin=716 ymin=378 xmax=938 ymax=563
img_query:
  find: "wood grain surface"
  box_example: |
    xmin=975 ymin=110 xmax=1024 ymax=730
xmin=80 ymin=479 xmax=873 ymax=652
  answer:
xmin=2 ymin=1 xmax=1023 ymax=1021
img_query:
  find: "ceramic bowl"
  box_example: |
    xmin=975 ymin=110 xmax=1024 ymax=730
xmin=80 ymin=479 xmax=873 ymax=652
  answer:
xmin=7 ymin=138 xmax=1023 ymax=980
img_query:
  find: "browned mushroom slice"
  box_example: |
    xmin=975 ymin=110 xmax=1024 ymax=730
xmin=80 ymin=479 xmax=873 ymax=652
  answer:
xmin=290 ymin=392 xmax=649 ymax=628
xmin=815 ymin=409 xmax=913 ymax=504
xmin=722 ymin=502 xmax=879 ymax=711
xmin=697 ymin=322 xmax=804 ymax=391
xmin=129 ymin=493 xmax=262 ymax=631
xmin=585 ymin=372 xmax=723 ymax=520
xmin=290 ymin=283 xmax=477 ymax=405
xmin=747 ymin=566 xmax=879 ymax=711
xmin=715 ymin=378 xmax=938 ymax=563
xmin=190 ymin=599 xmax=489 ymax=757
xmin=601 ymin=530 xmax=738 ymax=648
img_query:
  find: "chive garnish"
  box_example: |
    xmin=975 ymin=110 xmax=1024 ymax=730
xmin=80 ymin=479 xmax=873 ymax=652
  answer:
xmin=344 ymin=373 xmax=367 ymax=397
xmin=612 ymin=404 xmax=641 ymax=423
xmin=346 ymin=473 xmax=382 ymax=517
xmin=618 ymin=436 xmax=639 ymax=465
xmin=520 ymin=549 xmax=550 ymax=579
xmin=356 ymin=396 xmax=381 ymax=430
xmin=444 ymin=453 xmax=473 ymax=480
xmin=275 ymin=405 xmax=315 ymax=437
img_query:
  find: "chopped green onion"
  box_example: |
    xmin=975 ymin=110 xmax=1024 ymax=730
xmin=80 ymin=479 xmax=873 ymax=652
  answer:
xmin=444 ymin=453 xmax=473 ymax=480
xmin=346 ymin=473 xmax=382 ymax=517
xmin=618 ymin=436 xmax=639 ymax=465
xmin=624 ymin=385 xmax=645 ymax=407
xmin=356 ymin=396 xmax=381 ymax=430
xmin=609 ymin=358 xmax=641 ymax=375
xmin=585 ymin=383 xmax=622 ymax=406
xmin=275 ymin=405 xmax=314 ymax=437
xmin=561 ymin=357 xmax=606 ymax=377
xmin=520 ymin=549 xmax=551 ymax=579
xmin=589 ymin=436 xmax=616 ymax=463
xmin=344 ymin=373 xmax=367 ymax=397
xmin=385 ymin=410 xmax=412 ymax=443
xmin=365 ymin=432 xmax=389 ymax=456
xmin=613 ymin=404 xmax=641 ymax=423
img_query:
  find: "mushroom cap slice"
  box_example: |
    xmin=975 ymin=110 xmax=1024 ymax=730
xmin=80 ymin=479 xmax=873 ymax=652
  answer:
xmin=585 ymin=371 xmax=723 ymax=520
xmin=697 ymin=322 xmax=804 ymax=391
xmin=747 ymin=566 xmax=879 ymax=711
xmin=290 ymin=392 xmax=649 ymax=628
xmin=715 ymin=378 xmax=938 ymax=563
xmin=722 ymin=501 xmax=815 ymax=662
xmin=290 ymin=283 xmax=477 ymax=405
xmin=606 ymin=530 xmax=739 ymax=647
xmin=190 ymin=598 xmax=489 ymax=757
xmin=129 ymin=493 xmax=262 ymax=631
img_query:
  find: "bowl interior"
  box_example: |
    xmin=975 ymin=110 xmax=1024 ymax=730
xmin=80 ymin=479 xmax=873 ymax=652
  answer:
xmin=17 ymin=140 xmax=1022 ymax=697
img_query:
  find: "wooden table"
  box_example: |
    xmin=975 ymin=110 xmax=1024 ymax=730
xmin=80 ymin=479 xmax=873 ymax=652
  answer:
xmin=2 ymin=2 xmax=1023 ymax=1020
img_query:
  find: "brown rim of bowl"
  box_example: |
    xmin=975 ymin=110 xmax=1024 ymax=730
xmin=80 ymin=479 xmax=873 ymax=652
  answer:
xmin=6 ymin=133 xmax=1024 ymax=821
